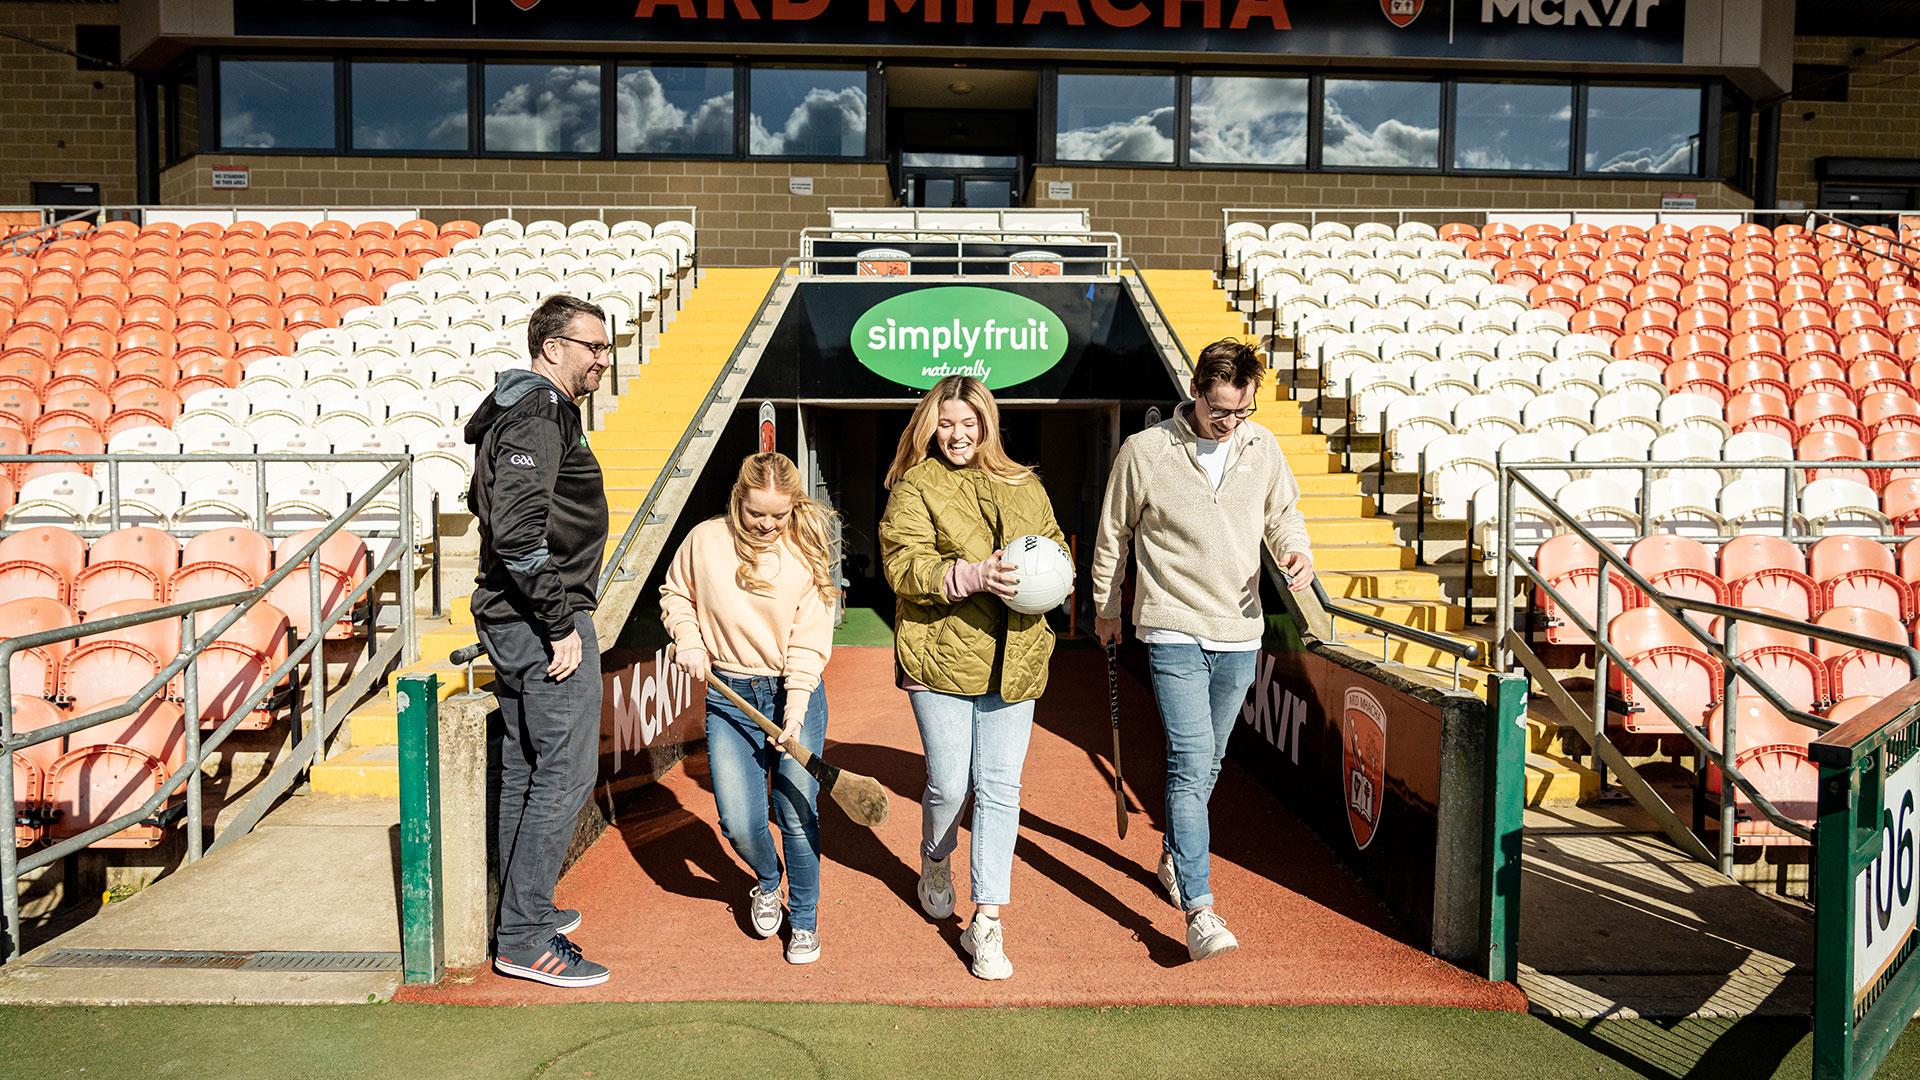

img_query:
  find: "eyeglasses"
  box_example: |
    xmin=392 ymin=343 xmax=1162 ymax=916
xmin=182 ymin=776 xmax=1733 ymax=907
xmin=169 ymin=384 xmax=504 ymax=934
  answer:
xmin=552 ymin=335 xmax=614 ymax=358
xmin=1201 ymin=400 xmax=1257 ymax=421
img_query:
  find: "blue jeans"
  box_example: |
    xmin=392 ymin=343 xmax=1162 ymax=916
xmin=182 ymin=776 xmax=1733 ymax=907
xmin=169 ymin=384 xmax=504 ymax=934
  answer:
xmin=1147 ymin=644 xmax=1259 ymax=911
xmin=910 ymin=689 xmax=1036 ymax=906
xmin=705 ymin=671 xmax=828 ymax=932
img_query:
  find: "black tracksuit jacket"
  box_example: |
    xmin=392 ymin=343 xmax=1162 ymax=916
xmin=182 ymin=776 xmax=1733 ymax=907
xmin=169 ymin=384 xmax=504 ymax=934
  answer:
xmin=464 ymin=368 xmax=609 ymax=639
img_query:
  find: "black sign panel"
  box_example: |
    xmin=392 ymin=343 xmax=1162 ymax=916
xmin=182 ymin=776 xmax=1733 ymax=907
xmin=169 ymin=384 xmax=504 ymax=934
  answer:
xmin=808 ymin=240 xmax=1110 ymax=277
xmin=744 ymin=279 xmax=1170 ymax=400
xmin=238 ymin=0 xmax=1686 ymax=64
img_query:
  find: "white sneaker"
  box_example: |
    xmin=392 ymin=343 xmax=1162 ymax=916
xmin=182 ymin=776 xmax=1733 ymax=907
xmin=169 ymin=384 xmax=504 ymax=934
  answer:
xmin=1157 ymin=850 xmax=1180 ymax=906
xmin=917 ymin=854 xmax=956 ymax=920
xmin=785 ymin=928 xmax=820 ymax=965
xmin=959 ymin=915 xmax=1013 ymax=980
xmin=1186 ymin=910 xmax=1239 ymax=962
xmin=748 ymin=885 xmax=784 ymax=939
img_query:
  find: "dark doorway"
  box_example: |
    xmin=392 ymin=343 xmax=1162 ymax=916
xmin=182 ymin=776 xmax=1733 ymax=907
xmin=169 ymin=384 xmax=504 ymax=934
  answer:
xmin=1818 ymin=184 xmax=1913 ymax=212
xmin=886 ymin=67 xmax=1036 ymax=208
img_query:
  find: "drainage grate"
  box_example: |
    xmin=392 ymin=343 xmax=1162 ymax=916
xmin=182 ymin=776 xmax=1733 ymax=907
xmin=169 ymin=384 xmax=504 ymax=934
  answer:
xmin=33 ymin=949 xmax=401 ymax=972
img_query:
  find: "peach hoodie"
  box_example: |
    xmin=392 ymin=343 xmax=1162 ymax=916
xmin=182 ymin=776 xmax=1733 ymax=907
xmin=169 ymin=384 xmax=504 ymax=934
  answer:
xmin=659 ymin=517 xmax=834 ymax=720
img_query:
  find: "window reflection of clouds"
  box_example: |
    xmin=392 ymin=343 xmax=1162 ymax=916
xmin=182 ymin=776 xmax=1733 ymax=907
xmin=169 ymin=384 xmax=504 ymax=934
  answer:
xmin=617 ymin=66 xmax=733 ymax=155
xmin=1453 ymin=82 xmax=1571 ymax=172
xmin=220 ymin=60 xmax=335 ymax=150
xmin=484 ymin=64 xmax=602 ymax=153
xmin=351 ymin=63 xmax=468 ymax=152
xmin=749 ymin=68 xmax=866 ymax=157
xmin=1585 ymin=86 xmax=1700 ymax=174
xmin=1321 ymin=79 xmax=1440 ymax=169
xmin=1056 ymin=74 xmax=1175 ymax=163
xmin=1190 ymin=76 xmax=1307 ymax=166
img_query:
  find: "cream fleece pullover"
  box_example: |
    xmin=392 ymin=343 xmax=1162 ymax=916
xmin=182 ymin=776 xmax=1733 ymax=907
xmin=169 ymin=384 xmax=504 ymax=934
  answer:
xmin=659 ymin=517 xmax=835 ymax=719
xmin=1091 ymin=405 xmax=1311 ymax=642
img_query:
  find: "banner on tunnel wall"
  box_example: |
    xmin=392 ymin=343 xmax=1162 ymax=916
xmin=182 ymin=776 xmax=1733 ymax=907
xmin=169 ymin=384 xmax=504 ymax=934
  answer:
xmin=1231 ymin=637 xmax=1463 ymax=949
xmin=596 ymin=642 xmax=707 ymax=798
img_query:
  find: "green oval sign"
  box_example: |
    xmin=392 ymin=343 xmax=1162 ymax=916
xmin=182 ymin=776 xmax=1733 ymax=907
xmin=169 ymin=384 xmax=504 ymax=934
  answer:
xmin=849 ymin=286 xmax=1070 ymax=390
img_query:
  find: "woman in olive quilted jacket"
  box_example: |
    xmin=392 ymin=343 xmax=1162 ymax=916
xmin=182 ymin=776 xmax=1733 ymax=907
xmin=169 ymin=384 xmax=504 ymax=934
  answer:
xmin=878 ymin=374 xmax=1066 ymax=982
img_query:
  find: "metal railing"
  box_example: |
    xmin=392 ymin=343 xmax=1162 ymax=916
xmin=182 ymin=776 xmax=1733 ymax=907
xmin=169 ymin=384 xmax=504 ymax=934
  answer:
xmin=1310 ymin=577 xmax=1480 ymax=689
xmin=0 ymin=203 xmax=698 ymax=231
xmin=798 ymin=226 xmax=1125 ymax=265
xmin=0 ymin=455 xmax=419 ymax=961
xmin=450 ymin=250 xmax=1200 ymax=671
xmin=1490 ymin=459 xmax=1920 ymax=872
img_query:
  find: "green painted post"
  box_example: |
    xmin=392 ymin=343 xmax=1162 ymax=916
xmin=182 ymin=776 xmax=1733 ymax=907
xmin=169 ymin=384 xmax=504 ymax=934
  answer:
xmin=1814 ymin=761 xmax=1858 ymax=1080
xmin=398 ymin=674 xmax=445 ymax=985
xmin=1484 ymin=672 xmax=1528 ymax=984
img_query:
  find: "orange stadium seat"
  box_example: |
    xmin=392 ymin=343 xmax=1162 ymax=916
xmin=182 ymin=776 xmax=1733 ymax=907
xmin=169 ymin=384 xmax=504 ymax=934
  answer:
xmin=0 ymin=525 xmax=86 ymax=605
xmin=182 ymin=601 xmax=291 ymax=730
xmin=168 ymin=527 xmax=273 ymax=605
xmin=265 ymin=528 xmax=369 ymax=640
xmin=1607 ymin=606 xmax=1722 ymax=735
xmin=1628 ymin=533 xmax=1726 ymax=606
xmin=1817 ymin=606 xmax=1912 ymax=701
xmin=11 ymin=695 xmax=63 ymax=847
xmin=1722 ymin=534 xmax=1818 ymax=623
xmin=72 ymin=526 xmax=178 ymax=614
xmin=0 ymin=596 xmax=77 ymax=699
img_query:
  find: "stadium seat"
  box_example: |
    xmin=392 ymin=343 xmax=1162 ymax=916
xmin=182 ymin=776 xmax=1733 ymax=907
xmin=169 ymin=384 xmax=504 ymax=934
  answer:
xmin=1703 ymin=697 xmax=1817 ymax=846
xmin=1722 ymin=534 xmax=1818 ymax=621
xmin=0 ymin=596 xmax=77 ymax=699
xmin=168 ymin=527 xmax=273 ymax=605
xmin=1810 ymin=535 xmax=1913 ymax=623
xmin=179 ymin=601 xmax=291 ymax=730
xmin=1816 ymin=606 xmax=1913 ymax=701
xmin=1628 ymin=533 xmax=1726 ymax=606
xmin=1606 ymin=606 xmax=1722 ymax=735
xmin=0 ymin=524 xmax=85 ymax=605
xmin=265 ymin=528 xmax=370 ymax=640
xmin=11 ymin=695 xmax=63 ymax=847
xmin=72 ymin=526 xmax=179 ymax=614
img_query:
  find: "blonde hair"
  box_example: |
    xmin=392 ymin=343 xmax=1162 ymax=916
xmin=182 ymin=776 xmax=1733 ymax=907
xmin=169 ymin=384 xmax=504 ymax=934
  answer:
xmin=883 ymin=375 xmax=1033 ymax=489
xmin=726 ymin=452 xmax=839 ymax=605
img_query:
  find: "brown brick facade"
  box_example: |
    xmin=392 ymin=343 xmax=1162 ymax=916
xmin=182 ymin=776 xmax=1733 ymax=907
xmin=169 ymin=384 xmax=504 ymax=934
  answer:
xmin=0 ymin=3 xmax=136 ymax=206
xmin=1775 ymin=36 xmax=1920 ymax=210
xmin=158 ymin=157 xmax=894 ymax=267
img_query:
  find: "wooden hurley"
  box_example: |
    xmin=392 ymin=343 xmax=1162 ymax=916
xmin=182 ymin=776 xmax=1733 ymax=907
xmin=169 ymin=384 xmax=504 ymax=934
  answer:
xmin=706 ymin=673 xmax=891 ymax=828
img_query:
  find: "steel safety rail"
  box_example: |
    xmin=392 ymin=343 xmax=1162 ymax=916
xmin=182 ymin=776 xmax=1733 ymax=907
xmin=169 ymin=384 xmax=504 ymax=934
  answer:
xmin=1806 ymin=209 xmax=1920 ymax=271
xmin=0 ymin=204 xmax=697 ymax=228
xmin=797 ymin=225 xmax=1128 ymax=264
xmin=1309 ymin=577 xmax=1480 ymax=689
xmin=1 ymin=207 xmax=95 ymax=254
xmin=0 ymin=456 xmax=418 ymax=961
xmin=1492 ymin=460 xmax=1920 ymax=870
xmin=449 ymin=253 xmax=1195 ymax=672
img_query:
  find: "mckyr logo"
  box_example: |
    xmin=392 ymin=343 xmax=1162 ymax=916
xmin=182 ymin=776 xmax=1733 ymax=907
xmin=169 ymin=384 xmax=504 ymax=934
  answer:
xmin=850 ymin=286 xmax=1069 ymax=390
xmin=1482 ymin=0 xmax=1663 ymax=27
xmin=1341 ymin=686 xmax=1387 ymax=851
xmin=1381 ymin=0 xmax=1422 ymax=28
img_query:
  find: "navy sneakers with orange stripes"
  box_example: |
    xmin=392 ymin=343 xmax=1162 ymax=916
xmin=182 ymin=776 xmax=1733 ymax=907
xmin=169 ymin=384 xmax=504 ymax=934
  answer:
xmin=494 ymin=933 xmax=609 ymax=988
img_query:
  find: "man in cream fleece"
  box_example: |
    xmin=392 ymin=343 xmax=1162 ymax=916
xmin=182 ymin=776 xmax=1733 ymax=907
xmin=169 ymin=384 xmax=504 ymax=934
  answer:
xmin=1091 ymin=338 xmax=1315 ymax=962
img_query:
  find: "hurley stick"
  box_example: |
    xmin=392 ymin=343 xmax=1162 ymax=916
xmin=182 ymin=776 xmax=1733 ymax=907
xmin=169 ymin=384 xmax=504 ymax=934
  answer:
xmin=706 ymin=673 xmax=890 ymax=828
xmin=1107 ymin=642 xmax=1128 ymax=838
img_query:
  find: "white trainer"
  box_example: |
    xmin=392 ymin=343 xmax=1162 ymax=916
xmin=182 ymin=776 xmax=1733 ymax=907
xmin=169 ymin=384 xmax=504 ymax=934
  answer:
xmin=1157 ymin=850 xmax=1180 ymax=907
xmin=917 ymin=854 xmax=956 ymax=920
xmin=959 ymin=915 xmax=1013 ymax=980
xmin=748 ymin=885 xmax=784 ymax=939
xmin=785 ymin=928 xmax=821 ymax=965
xmin=1186 ymin=909 xmax=1239 ymax=961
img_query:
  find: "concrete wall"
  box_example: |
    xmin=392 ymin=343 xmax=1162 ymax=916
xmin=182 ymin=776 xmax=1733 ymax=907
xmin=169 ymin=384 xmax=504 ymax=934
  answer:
xmin=1774 ymin=37 xmax=1920 ymax=209
xmin=0 ymin=3 xmax=136 ymax=205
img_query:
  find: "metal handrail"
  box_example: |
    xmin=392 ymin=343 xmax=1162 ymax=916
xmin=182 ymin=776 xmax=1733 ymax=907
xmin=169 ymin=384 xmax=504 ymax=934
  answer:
xmin=451 ymin=253 xmax=1199 ymax=667
xmin=1 ymin=457 xmax=417 ymax=960
xmin=1310 ymin=578 xmax=1479 ymax=689
xmin=1805 ymin=209 xmax=1920 ymax=270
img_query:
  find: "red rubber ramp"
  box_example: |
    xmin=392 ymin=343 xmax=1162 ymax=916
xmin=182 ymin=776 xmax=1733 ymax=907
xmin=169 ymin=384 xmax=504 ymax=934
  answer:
xmin=402 ymin=647 xmax=1524 ymax=1009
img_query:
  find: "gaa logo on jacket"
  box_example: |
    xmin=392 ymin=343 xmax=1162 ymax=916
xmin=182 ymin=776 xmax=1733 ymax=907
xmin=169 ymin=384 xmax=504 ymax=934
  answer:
xmin=1342 ymin=686 xmax=1388 ymax=851
xmin=1381 ymin=0 xmax=1423 ymax=27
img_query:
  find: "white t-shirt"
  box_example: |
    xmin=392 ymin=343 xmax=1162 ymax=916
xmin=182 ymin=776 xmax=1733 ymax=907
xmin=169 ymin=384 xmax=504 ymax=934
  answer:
xmin=1137 ymin=436 xmax=1261 ymax=653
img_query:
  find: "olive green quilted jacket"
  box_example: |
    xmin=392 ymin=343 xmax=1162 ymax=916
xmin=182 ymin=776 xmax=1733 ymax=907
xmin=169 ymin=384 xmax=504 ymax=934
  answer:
xmin=879 ymin=456 xmax=1066 ymax=703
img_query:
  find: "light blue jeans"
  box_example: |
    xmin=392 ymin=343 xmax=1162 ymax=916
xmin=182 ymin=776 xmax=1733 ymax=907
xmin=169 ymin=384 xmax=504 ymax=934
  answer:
xmin=705 ymin=671 xmax=828 ymax=932
xmin=910 ymin=688 xmax=1036 ymax=907
xmin=1147 ymin=644 xmax=1259 ymax=912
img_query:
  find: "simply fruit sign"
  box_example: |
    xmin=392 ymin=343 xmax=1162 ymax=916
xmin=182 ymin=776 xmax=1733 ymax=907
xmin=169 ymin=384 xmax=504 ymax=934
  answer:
xmin=849 ymin=286 xmax=1069 ymax=390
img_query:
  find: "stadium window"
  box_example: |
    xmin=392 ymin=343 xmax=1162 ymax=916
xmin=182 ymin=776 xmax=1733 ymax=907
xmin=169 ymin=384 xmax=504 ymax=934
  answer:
xmin=747 ymin=67 xmax=867 ymax=158
xmin=351 ymin=62 xmax=469 ymax=153
xmin=616 ymin=64 xmax=735 ymax=156
xmin=1320 ymin=78 xmax=1440 ymax=170
xmin=483 ymin=63 xmax=604 ymax=154
xmin=74 ymin=26 xmax=118 ymax=72
xmin=1451 ymin=82 xmax=1572 ymax=173
xmin=1055 ymin=72 xmax=1175 ymax=165
xmin=218 ymin=59 xmax=337 ymax=151
xmin=1583 ymin=85 xmax=1702 ymax=175
xmin=1188 ymin=75 xmax=1308 ymax=167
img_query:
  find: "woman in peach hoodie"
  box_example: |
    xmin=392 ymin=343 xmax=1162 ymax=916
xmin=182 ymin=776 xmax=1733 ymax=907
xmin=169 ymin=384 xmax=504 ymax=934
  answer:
xmin=660 ymin=452 xmax=839 ymax=965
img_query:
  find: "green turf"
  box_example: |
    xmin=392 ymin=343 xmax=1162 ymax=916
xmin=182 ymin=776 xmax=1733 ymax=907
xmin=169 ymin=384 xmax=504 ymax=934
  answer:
xmin=833 ymin=607 xmax=895 ymax=647
xmin=7 ymin=1003 xmax=1920 ymax=1079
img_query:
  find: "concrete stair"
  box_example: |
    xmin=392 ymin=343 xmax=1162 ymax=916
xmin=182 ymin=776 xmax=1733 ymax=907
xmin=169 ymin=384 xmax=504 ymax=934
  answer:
xmin=311 ymin=269 xmax=780 ymax=799
xmin=1141 ymin=268 xmax=1597 ymax=806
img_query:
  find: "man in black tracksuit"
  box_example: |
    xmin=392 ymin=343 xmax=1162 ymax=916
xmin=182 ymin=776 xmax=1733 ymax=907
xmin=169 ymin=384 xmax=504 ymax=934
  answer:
xmin=466 ymin=294 xmax=613 ymax=988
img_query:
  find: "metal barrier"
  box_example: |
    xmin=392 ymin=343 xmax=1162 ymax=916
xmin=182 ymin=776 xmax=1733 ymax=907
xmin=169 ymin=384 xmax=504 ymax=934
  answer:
xmin=1310 ymin=577 xmax=1480 ymax=689
xmin=0 ymin=203 xmax=698 ymax=231
xmin=1491 ymin=459 xmax=1920 ymax=871
xmin=0 ymin=454 xmax=419 ymax=961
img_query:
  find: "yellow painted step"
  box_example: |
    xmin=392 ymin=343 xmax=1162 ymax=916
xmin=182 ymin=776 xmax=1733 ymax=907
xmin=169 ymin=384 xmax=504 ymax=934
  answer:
xmin=309 ymin=745 xmax=399 ymax=798
xmin=347 ymin=701 xmax=400 ymax=748
xmin=1324 ymin=597 xmax=1465 ymax=633
xmin=1286 ymin=454 xmax=1338 ymax=475
xmin=1296 ymin=474 xmax=1363 ymax=496
xmin=1318 ymin=569 xmax=1447 ymax=601
xmin=1312 ymin=545 xmax=1414 ymax=572
xmin=1299 ymin=494 xmax=1374 ymax=517
xmin=1306 ymin=518 xmax=1399 ymax=546
xmin=1525 ymin=751 xmax=1601 ymax=806
xmin=1274 ymin=434 xmax=1332 ymax=455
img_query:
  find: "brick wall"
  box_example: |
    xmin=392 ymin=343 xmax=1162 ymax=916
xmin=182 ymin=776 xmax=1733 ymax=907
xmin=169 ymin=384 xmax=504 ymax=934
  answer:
xmin=0 ymin=3 xmax=135 ymax=205
xmin=159 ymin=157 xmax=894 ymax=266
xmin=1776 ymin=37 xmax=1920 ymax=209
xmin=1035 ymin=169 xmax=1754 ymax=269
